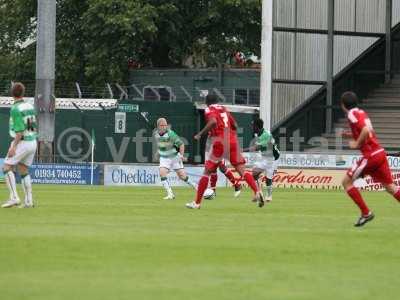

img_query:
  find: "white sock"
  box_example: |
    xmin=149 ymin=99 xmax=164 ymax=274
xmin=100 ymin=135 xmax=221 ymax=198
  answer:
xmin=161 ymin=177 xmax=173 ymax=196
xmin=256 ymin=179 xmax=261 ymax=189
xmin=5 ymin=170 xmax=20 ymax=202
xmin=183 ymin=176 xmax=197 ymax=190
xmin=266 ymin=185 xmax=273 ymax=198
xmin=21 ymin=174 xmax=33 ymax=205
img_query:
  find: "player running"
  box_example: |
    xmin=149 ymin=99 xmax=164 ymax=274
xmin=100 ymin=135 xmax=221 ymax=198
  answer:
xmin=244 ymin=117 xmax=280 ymax=202
xmin=205 ymin=133 xmax=241 ymax=197
xmin=155 ymin=118 xmax=197 ymax=200
xmin=2 ymin=82 xmax=37 ymax=208
xmin=340 ymin=91 xmax=400 ymax=227
xmin=207 ymin=159 xmax=242 ymax=198
xmin=186 ymin=94 xmax=264 ymax=209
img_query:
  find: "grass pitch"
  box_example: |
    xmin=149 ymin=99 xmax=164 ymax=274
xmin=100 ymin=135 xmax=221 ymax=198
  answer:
xmin=0 ymin=185 xmax=399 ymax=300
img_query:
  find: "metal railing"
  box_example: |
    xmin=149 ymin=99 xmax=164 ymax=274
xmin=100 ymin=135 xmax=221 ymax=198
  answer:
xmin=0 ymin=80 xmax=262 ymax=106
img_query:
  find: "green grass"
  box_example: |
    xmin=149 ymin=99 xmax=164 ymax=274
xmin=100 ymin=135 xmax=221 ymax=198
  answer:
xmin=0 ymin=185 xmax=399 ymax=300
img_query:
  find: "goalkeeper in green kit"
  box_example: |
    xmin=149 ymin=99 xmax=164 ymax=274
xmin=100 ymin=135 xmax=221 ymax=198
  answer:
xmin=2 ymin=83 xmax=37 ymax=208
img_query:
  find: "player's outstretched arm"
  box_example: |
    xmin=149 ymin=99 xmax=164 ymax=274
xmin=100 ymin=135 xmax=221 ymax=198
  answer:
xmin=194 ymin=118 xmax=217 ymax=140
xmin=178 ymin=144 xmax=188 ymax=162
xmin=243 ymin=145 xmax=258 ymax=152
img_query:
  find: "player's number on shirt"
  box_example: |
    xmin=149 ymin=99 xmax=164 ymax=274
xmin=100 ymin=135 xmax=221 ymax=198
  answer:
xmin=365 ymin=118 xmax=374 ymax=131
xmin=364 ymin=118 xmax=375 ymax=138
xmin=220 ymin=112 xmax=229 ymax=128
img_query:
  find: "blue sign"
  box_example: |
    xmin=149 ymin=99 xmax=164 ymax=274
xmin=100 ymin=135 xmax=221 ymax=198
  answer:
xmin=29 ymin=164 xmax=101 ymax=185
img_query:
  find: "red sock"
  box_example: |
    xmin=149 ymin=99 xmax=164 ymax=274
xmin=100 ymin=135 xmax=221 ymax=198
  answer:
xmin=224 ymin=169 xmax=237 ymax=186
xmin=196 ymin=176 xmax=209 ymax=204
xmin=393 ymin=188 xmax=400 ymax=202
xmin=210 ymin=173 xmax=218 ymax=190
xmin=347 ymin=186 xmax=370 ymax=216
xmin=243 ymin=172 xmax=259 ymax=194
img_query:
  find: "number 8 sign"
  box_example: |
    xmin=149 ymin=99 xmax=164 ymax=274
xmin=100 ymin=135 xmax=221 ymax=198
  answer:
xmin=115 ymin=112 xmax=126 ymax=134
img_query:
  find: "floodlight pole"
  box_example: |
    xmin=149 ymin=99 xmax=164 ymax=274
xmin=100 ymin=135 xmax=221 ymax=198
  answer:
xmin=260 ymin=0 xmax=273 ymax=131
xmin=326 ymin=0 xmax=334 ymax=134
xmin=385 ymin=0 xmax=392 ymax=83
xmin=35 ymin=0 xmax=56 ymax=162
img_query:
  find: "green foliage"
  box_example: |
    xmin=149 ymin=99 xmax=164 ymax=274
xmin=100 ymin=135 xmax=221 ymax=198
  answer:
xmin=0 ymin=0 xmax=261 ymax=87
xmin=0 ymin=0 xmax=36 ymax=82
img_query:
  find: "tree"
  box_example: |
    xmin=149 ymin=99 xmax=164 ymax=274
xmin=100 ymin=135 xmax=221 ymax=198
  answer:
xmin=142 ymin=0 xmax=261 ymax=67
xmin=0 ymin=0 xmax=36 ymax=84
xmin=0 ymin=0 xmax=261 ymax=90
xmin=81 ymin=0 xmax=159 ymax=86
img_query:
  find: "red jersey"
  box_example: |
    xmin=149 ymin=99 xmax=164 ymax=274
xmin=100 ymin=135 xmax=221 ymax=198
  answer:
xmin=347 ymin=108 xmax=382 ymax=157
xmin=205 ymin=104 xmax=237 ymax=140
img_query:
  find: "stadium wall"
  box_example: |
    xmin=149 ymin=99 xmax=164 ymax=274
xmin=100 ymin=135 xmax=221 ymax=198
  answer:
xmin=0 ymin=108 xmax=8 ymax=155
xmin=55 ymin=101 xmax=198 ymax=163
xmin=0 ymin=101 xmax=256 ymax=164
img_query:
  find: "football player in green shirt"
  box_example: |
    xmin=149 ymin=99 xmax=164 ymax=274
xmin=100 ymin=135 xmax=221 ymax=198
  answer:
xmin=245 ymin=118 xmax=280 ymax=202
xmin=155 ymin=118 xmax=197 ymax=200
xmin=2 ymin=82 xmax=37 ymax=208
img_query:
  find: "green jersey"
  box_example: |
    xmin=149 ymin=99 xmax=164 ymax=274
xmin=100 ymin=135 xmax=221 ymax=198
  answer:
xmin=255 ymin=129 xmax=274 ymax=158
xmin=9 ymin=100 xmax=37 ymax=141
xmin=155 ymin=129 xmax=183 ymax=158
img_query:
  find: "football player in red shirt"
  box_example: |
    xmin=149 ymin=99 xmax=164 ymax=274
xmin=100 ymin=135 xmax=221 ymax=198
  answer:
xmin=205 ymin=136 xmax=242 ymax=198
xmin=186 ymin=95 xmax=264 ymax=209
xmin=341 ymin=91 xmax=400 ymax=226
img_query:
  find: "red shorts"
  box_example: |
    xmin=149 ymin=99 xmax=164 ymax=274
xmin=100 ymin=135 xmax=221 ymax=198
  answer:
xmin=347 ymin=150 xmax=393 ymax=185
xmin=205 ymin=140 xmax=246 ymax=172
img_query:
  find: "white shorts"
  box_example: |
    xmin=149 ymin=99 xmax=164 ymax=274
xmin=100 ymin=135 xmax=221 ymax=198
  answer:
xmin=4 ymin=140 xmax=37 ymax=167
xmin=254 ymin=159 xmax=277 ymax=179
xmin=159 ymin=156 xmax=184 ymax=171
